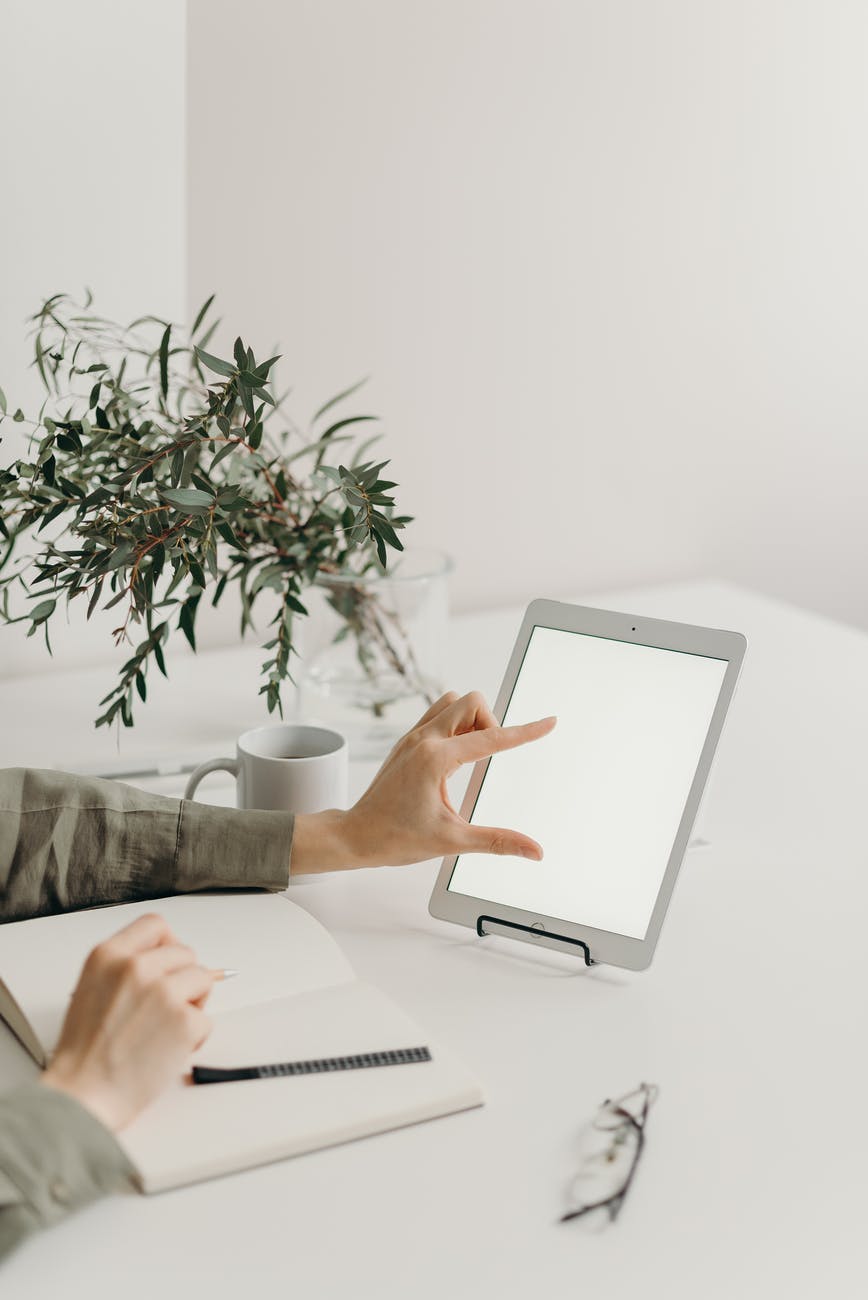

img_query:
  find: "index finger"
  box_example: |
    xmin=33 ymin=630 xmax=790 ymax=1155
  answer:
xmin=102 ymin=913 xmax=177 ymax=956
xmin=448 ymin=715 xmax=556 ymax=768
xmin=409 ymin=691 xmax=459 ymax=732
xmin=422 ymin=691 xmax=498 ymax=739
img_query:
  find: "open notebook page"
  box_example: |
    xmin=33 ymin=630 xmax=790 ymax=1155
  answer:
xmin=0 ymin=893 xmax=354 ymax=1057
xmin=120 ymin=979 xmax=483 ymax=1192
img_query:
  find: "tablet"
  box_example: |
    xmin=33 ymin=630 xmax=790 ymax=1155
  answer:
xmin=428 ymin=600 xmax=746 ymax=970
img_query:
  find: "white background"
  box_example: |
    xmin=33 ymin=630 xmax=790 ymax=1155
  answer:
xmin=188 ymin=0 xmax=868 ymax=624
xmin=4 ymin=0 xmax=868 ymax=679
xmin=448 ymin=626 xmax=728 ymax=936
xmin=0 ymin=0 xmax=186 ymax=676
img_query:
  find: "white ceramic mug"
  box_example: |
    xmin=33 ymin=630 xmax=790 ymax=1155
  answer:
xmin=184 ymin=723 xmax=348 ymax=813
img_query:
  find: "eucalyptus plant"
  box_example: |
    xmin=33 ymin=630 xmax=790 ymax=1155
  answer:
xmin=0 ymin=293 xmax=410 ymax=728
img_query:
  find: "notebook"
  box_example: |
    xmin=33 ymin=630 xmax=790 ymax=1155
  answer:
xmin=0 ymin=893 xmax=483 ymax=1192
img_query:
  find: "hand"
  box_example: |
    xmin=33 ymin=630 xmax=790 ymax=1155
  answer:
xmin=41 ymin=914 xmax=215 ymax=1132
xmin=291 ymin=690 xmax=556 ymax=871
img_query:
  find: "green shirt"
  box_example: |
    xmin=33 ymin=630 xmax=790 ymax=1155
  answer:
xmin=0 ymin=767 xmax=295 ymax=1262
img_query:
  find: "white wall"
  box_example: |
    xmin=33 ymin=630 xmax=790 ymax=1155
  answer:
xmin=187 ymin=0 xmax=868 ymax=626
xmin=0 ymin=0 xmax=186 ymax=675
xmin=4 ymin=0 xmax=868 ymax=687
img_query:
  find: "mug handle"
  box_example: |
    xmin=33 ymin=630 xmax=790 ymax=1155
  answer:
xmin=184 ymin=757 xmax=239 ymax=802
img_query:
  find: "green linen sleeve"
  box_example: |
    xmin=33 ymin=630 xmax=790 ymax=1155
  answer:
xmin=0 ymin=767 xmax=294 ymax=924
xmin=0 ymin=1083 xmax=134 ymax=1262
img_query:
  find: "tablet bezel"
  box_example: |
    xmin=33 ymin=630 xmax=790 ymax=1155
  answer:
xmin=428 ymin=599 xmax=747 ymax=970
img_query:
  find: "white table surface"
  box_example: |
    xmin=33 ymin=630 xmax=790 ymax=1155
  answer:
xmin=0 ymin=579 xmax=864 ymax=1298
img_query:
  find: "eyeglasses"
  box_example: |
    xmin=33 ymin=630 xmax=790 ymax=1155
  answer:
xmin=560 ymin=1082 xmax=659 ymax=1225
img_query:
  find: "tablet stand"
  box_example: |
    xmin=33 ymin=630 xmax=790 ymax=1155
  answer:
xmin=476 ymin=915 xmax=594 ymax=966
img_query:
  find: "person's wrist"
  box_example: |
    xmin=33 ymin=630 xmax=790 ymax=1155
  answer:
xmin=41 ymin=1060 xmax=126 ymax=1133
xmin=290 ymin=809 xmax=366 ymax=874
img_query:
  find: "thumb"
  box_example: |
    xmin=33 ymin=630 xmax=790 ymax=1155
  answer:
xmin=463 ymin=823 xmax=544 ymax=861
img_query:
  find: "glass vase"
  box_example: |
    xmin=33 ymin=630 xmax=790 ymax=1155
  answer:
xmin=297 ymin=548 xmax=453 ymax=759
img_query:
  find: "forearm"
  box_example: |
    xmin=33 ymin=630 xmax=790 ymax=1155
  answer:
xmin=0 ymin=1083 xmax=134 ymax=1262
xmin=0 ymin=768 xmax=294 ymax=924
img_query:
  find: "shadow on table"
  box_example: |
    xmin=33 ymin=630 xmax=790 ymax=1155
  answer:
xmin=400 ymin=921 xmax=633 ymax=985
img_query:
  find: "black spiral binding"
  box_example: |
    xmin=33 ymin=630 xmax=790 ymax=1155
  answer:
xmin=192 ymin=1046 xmax=432 ymax=1085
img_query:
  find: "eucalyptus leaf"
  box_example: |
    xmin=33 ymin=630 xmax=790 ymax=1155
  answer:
xmin=191 ymin=293 xmax=215 ymax=337
xmin=0 ymin=291 xmax=411 ymax=730
xmin=195 ymin=347 xmax=236 ymax=378
xmin=211 ymin=441 xmax=237 ymax=468
xmin=311 ymin=376 xmax=369 ymax=424
xmin=29 ymin=598 xmax=56 ymax=622
xmin=158 ymin=324 xmax=171 ymax=401
xmin=159 ymin=487 xmax=214 ymax=512
xmin=319 ymin=414 xmax=378 ymax=442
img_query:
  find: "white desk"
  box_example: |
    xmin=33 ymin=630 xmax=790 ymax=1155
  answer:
xmin=0 ymin=580 xmax=863 ymax=1298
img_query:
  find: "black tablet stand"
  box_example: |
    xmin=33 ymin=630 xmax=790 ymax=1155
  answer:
xmin=476 ymin=915 xmax=594 ymax=966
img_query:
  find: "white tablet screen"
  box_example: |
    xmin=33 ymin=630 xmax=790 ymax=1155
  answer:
xmin=447 ymin=626 xmax=729 ymax=939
